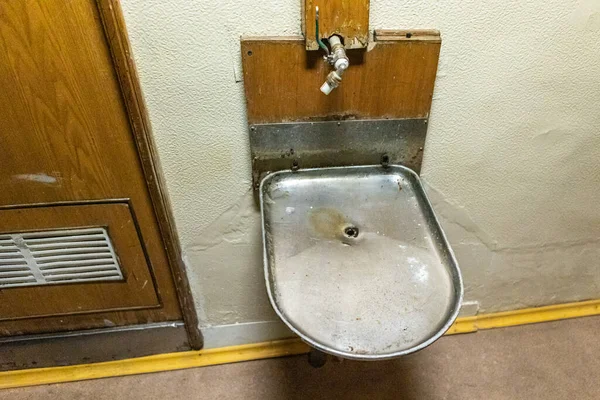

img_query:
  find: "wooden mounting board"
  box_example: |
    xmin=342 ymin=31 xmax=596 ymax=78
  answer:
xmin=241 ymin=30 xmax=441 ymax=125
xmin=303 ymin=0 xmax=370 ymax=50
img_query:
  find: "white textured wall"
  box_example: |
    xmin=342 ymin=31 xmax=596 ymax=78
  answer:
xmin=121 ymin=0 xmax=600 ymax=329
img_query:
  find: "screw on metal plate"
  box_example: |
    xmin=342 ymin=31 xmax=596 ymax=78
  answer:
xmin=248 ymin=119 xmax=429 ymax=191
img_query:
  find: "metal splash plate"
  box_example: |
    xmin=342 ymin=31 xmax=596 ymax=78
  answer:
xmin=260 ymin=165 xmax=463 ymax=360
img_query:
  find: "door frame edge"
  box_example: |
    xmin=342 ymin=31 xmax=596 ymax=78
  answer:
xmin=95 ymin=0 xmax=203 ymax=349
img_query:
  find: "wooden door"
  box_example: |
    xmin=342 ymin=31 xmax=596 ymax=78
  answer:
xmin=0 ymin=0 xmax=200 ymax=347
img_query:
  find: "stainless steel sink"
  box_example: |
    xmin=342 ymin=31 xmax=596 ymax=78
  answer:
xmin=260 ymin=165 xmax=463 ymax=360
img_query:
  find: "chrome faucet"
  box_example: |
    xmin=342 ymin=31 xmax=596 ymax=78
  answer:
xmin=315 ymin=6 xmax=350 ymax=95
xmin=320 ymin=35 xmax=350 ymax=95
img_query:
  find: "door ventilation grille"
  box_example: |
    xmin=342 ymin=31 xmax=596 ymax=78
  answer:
xmin=0 ymin=227 xmax=123 ymax=288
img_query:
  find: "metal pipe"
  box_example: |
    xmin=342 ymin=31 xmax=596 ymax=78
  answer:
xmin=320 ymin=35 xmax=350 ymax=95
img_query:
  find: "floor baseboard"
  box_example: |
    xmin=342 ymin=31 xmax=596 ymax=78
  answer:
xmin=201 ymin=320 xmax=294 ymax=349
xmin=3 ymin=298 xmax=600 ymax=390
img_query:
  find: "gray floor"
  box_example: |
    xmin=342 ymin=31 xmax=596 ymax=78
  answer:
xmin=3 ymin=316 xmax=600 ymax=399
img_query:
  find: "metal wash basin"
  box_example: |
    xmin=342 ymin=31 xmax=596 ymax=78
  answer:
xmin=260 ymin=165 xmax=463 ymax=360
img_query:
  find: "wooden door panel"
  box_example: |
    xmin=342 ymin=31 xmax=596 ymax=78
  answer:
xmin=0 ymin=202 xmax=160 ymax=320
xmin=0 ymin=0 xmax=199 ymax=341
xmin=0 ymin=0 xmax=143 ymax=203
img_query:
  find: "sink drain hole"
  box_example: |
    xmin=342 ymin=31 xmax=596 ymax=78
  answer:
xmin=344 ymin=226 xmax=359 ymax=238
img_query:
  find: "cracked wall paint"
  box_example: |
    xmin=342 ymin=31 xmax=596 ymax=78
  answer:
xmin=183 ymin=190 xmax=277 ymax=326
xmin=121 ymin=0 xmax=600 ymax=327
xmin=425 ymin=184 xmax=600 ymax=313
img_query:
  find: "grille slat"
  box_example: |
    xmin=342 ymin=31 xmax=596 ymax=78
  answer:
xmin=20 ymin=228 xmax=104 ymax=238
xmin=0 ymin=276 xmax=36 ymax=283
xmin=25 ymin=234 xmax=107 ymax=244
xmin=0 ymin=270 xmax=35 ymax=278
xmin=0 ymin=246 xmax=19 ymax=256
xmin=37 ymin=258 xmax=116 ymax=268
xmin=33 ymin=252 xmax=112 ymax=263
xmin=30 ymin=247 xmax=113 ymax=256
xmin=0 ymin=265 xmax=30 ymax=270
xmin=27 ymin=241 xmax=109 ymax=250
xmin=45 ymin=271 xmax=122 ymax=281
xmin=0 ymin=228 xmax=123 ymax=288
xmin=42 ymin=265 xmax=121 ymax=275
xmin=0 ymin=258 xmax=27 ymax=264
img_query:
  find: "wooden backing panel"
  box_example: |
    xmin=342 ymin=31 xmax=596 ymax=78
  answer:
xmin=96 ymin=0 xmax=202 ymax=349
xmin=242 ymin=33 xmax=441 ymax=124
xmin=0 ymin=0 xmax=184 ymax=335
xmin=0 ymin=203 xmax=160 ymax=320
xmin=303 ymin=0 xmax=370 ymax=50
